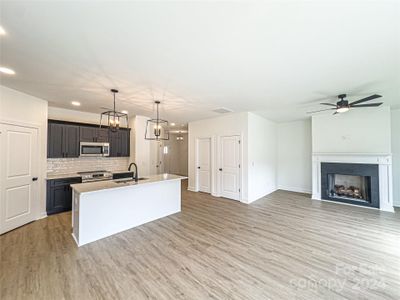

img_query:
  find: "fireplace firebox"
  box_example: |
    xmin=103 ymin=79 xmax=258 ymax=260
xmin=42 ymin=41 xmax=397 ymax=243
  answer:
xmin=321 ymin=163 xmax=379 ymax=208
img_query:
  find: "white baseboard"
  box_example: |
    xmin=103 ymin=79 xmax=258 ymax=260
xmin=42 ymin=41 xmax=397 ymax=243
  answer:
xmin=187 ymin=186 xmax=197 ymax=192
xmin=312 ymin=194 xmax=321 ymax=200
xmin=38 ymin=212 xmax=47 ymax=219
xmin=278 ymin=185 xmax=312 ymax=194
xmin=246 ymin=187 xmax=278 ymax=204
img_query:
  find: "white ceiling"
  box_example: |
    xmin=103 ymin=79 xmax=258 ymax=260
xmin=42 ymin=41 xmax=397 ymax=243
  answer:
xmin=0 ymin=1 xmax=399 ymax=123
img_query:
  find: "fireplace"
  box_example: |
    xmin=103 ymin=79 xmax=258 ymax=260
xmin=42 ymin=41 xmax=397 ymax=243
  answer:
xmin=321 ymin=163 xmax=379 ymax=208
xmin=328 ymin=174 xmax=370 ymax=201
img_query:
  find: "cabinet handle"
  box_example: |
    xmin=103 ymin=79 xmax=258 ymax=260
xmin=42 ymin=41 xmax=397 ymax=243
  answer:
xmin=219 ymin=168 xmax=223 ymax=171
xmin=197 ymin=166 xmax=200 ymax=169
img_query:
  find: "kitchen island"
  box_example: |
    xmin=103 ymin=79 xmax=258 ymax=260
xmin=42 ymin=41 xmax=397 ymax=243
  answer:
xmin=71 ymin=174 xmax=186 ymax=246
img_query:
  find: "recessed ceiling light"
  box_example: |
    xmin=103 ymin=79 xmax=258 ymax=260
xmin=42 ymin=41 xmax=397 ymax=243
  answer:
xmin=0 ymin=67 xmax=15 ymax=75
xmin=121 ymin=110 xmax=128 ymax=114
xmin=170 ymin=123 xmax=176 ymax=126
xmin=71 ymin=101 xmax=81 ymax=106
xmin=0 ymin=26 xmax=6 ymax=35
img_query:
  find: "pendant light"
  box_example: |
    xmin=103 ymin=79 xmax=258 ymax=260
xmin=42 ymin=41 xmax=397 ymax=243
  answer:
xmin=100 ymin=89 xmax=128 ymax=132
xmin=176 ymin=131 xmax=184 ymax=141
xmin=145 ymin=101 xmax=169 ymax=140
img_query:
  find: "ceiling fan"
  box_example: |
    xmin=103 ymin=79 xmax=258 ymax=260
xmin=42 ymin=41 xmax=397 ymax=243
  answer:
xmin=307 ymin=94 xmax=383 ymax=115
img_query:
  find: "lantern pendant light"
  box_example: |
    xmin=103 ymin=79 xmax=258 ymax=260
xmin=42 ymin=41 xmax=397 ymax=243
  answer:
xmin=100 ymin=89 xmax=128 ymax=132
xmin=176 ymin=131 xmax=184 ymax=141
xmin=145 ymin=101 xmax=169 ymax=140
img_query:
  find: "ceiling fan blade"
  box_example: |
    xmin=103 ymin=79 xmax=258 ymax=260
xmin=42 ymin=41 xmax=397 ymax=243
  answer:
xmin=350 ymin=103 xmax=383 ymax=108
xmin=307 ymin=108 xmax=336 ymax=114
xmin=349 ymin=94 xmax=382 ymax=106
xmin=320 ymin=103 xmax=337 ymax=107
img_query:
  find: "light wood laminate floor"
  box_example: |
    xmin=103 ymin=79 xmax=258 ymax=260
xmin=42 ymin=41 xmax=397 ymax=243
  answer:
xmin=1 ymin=180 xmax=400 ymax=299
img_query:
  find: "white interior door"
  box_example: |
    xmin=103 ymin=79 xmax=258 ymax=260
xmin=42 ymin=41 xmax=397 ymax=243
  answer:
xmin=0 ymin=123 xmax=39 ymax=234
xmin=197 ymin=138 xmax=211 ymax=193
xmin=220 ymin=135 xmax=240 ymax=200
xmin=158 ymin=143 xmax=165 ymax=174
xmin=150 ymin=141 xmax=163 ymax=175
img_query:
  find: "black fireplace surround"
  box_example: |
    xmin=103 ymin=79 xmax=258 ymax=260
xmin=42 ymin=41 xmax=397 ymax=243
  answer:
xmin=321 ymin=162 xmax=380 ymax=208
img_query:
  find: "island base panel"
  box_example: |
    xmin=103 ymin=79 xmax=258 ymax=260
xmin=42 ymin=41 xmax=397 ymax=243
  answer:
xmin=73 ymin=179 xmax=181 ymax=246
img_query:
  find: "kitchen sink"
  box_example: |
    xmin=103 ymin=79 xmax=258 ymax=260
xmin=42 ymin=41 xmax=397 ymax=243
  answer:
xmin=114 ymin=177 xmax=148 ymax=184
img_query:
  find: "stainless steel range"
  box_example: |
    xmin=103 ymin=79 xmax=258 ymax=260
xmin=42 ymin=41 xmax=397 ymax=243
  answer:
xmin=78 ymin=170 xmax=113 ymax=183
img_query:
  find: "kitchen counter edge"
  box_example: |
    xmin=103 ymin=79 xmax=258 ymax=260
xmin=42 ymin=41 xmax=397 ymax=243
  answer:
xmin=71 ymin=174 xmax=187 ymax=194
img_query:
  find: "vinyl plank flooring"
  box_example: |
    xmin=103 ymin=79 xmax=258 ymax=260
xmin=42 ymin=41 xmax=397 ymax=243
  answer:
xmin=1 ymin=181 xmax=399 ymax=300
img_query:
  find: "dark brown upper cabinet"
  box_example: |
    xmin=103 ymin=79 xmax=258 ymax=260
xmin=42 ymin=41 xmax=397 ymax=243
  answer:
xmin=79 ymin=126 xmax=109 ymax=142
xmin=109 ymin=129 xmax=130 ymax=157
xmin=47 ymin=120 xmax=130 ymax=158
xmin=48 ymin=122 xmax=80 ymax=158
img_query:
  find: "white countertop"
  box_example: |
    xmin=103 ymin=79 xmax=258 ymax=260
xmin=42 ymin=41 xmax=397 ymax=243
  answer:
xmin=71 ymin=174 xmax=187 ymax=194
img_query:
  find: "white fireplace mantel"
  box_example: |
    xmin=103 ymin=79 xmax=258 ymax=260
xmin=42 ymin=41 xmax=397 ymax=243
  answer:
xmin=312 ymin=153 xmax=394 ymax=212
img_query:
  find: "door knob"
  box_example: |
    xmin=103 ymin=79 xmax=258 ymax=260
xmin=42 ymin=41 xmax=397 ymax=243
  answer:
xmin=32 ymin=177 xmax=38 ymax=181
xmin=219 ymin=168 xmax=222 ymax=171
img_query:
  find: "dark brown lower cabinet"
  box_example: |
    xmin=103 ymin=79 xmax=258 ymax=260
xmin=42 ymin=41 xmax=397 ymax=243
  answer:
xmin=46 ymin=177 xmax=82 ymax=215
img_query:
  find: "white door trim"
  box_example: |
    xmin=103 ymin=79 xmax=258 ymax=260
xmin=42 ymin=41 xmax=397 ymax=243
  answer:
xmin=195 ymin=137 xmax=214 ymax=193
xmin=1 ymin=119 xmax=45 ymax=219
xmin=0 ymin=121 xmax=42 ymax=234
xmin=0 ymin=118 xmax=42 ymax=130
xmin=217 ymin=135 xmax=242 ymax=201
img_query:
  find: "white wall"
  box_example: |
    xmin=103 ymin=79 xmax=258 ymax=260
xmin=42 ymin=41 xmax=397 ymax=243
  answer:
xmin=247 ymin=113 xmax=277 ymax=202
xmin=277 ymin=119 xmax=312 ymax=193
xmin=130 ymin=115 xmax=161 ymax=177
xmin=188 ymin=112 xmax=249 ymax=201
xmin=392 ymin=109 xmax=400 ymax=207
xmin=179 ymin=134 xmax=189 ymax=176
xmin=312 ymin=106 xmax=392 ymax=154
xmin=0 ymin=86 xmax=48 ymax=217
xmin=131 ymin=115 xmax=150 ymax=176
xmin=48 ymin=106 xmax=131 ymax=128
xmin=48 ymin=107 xmax=102 ymax=124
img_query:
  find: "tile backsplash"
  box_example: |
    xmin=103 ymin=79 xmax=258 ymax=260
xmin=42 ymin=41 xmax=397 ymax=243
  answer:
xmin=47 ymin=157 xmax=129 ymax=175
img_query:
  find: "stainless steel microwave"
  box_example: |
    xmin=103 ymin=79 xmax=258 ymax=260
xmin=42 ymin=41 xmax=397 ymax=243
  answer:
xmin=80 ymin=142 xmax=110 ymax=157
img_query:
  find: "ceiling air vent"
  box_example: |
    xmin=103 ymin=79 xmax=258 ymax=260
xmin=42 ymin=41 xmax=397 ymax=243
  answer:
xmin=212 ymin=107 xmax=233 ymax=114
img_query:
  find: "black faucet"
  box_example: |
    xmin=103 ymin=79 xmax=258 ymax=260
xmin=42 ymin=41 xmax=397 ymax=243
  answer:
xmin=128 ymin=162 xmax=138 ymax=182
